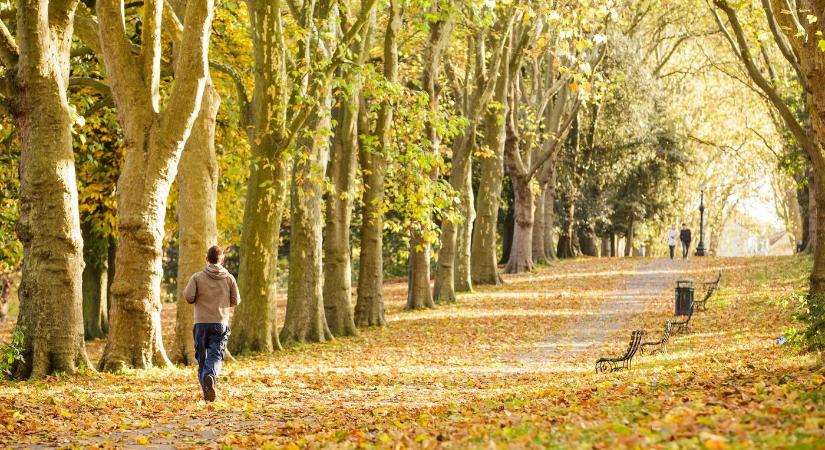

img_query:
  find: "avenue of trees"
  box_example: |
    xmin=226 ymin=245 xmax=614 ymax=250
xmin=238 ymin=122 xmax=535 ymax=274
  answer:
xmin=0 ymin=0 xmax=823 ymax=378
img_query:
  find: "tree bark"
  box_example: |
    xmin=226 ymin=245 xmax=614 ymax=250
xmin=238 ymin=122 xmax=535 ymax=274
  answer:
xmin=407 ymin=10 xmax=452 ymax=309
xmin=281 ymin=129 xmax=334 ymax=344
xmin=280 ymin=1 xmax=337 ymax=345
xmin=600 ymin=236 xmax=610 ymax=257
xmin=97 ymin=0 xmax=214 ymax=372
xmin=454 ymin=136 xmax=475 ymax=293
xmin=471 ymin=70 xmax=508 ymax=285
xmin=434 ymin=131 xmax=473 ymax=303
xmin=532 ymin=183 xmax=546 ymax=265
xmin=323 ymin=9 xmax=372 ymax=337
xmin=354 ymin=0 xmax=400 ymax=328
xmin=230 ymin=0 xmax=289 ymax=355
xmin=82 ymin=223 xmax=109 ymax=340
xmin=323 ymin=96 xmax=359 ymax=336
xmin=542 ymin=171 xmax=557 ymax=260
xmin=406 ymin=231 xmax=435 ymax=309
xmin=172 ymin=81 xmax=220 ymax=365
xmin=505 ymin=172 xmax=534 ymax=273
xmin=499 ymin=202 xmax=514 ymax=265
xmin=578 ymin=225 xmax=599 ymax=256
xmin=10 ymin=0 xmax=92 ymax=379
xmin=625 ymin=219 xmax=635 ymax=257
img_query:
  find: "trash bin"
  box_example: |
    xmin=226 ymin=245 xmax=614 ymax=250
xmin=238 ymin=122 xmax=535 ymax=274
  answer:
xmin=675 ymin=279 xmax=694 ymax=316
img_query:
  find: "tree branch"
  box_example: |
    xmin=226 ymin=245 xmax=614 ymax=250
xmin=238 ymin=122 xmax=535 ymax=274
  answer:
xmin=141 ymin=0 xmax=163 ymax=110
xmin=158 ymin=0 xmax=214 ymax=148
xmin=0 ymin=19 xmax=19 ymax=68
xmin=97 ymin=0 xmax=147 ymax=117
xmin=713 ymin=0 xmax=818 ymax=157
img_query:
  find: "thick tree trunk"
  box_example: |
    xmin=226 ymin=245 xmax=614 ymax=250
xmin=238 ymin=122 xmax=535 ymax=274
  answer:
xmin=82 ymin=223 xmax=109 ymax=340
xmin=12 ymin=3 xmax=91 ymax=379
xmin=354 ymin=0 xmax=399 ymax=328
xmin=610 ymin=233 xmax=617 ymax=257
xmin=97 ymin=0 xmax=214 ymax=372
xmin=323 ymin=74 xmax=366 ymax=337
xmin=407 ymin=231 xmax=435 ymax=309
xmin=172 ymin=82 xmax=220 ymax=365
xmin=578 ymin=225 xmax=599 ymax=256
xmin=500 ymin=204 xmax=514 ymax=265
xmin=600 ymin=236 xmax=610 ymax=257
xmin=355 ymin=140 xmax=388 ymax=326
xmin=281 ymin=154 xmax=334 ymax=344
xmin=471 ymin=90 xmax=507 ymax=285
xmin=505 ymin=173 xmax=534 ymax=273
xmin=407 ymin=12 xmax=452 ymax=309
xmin=624 ymin=220 xmax=635 ymax=257
xmin=454 ymin=147 xmax=475 ymax=293
xmin=231 ymin=154 xmax=287 ymax=354
xmin=434 ymin=132 xmax=474 ymax=303
xmin=100 ymin=128 xmax=179 ymax=372
xmin=280 ymin=77 xmax=334 ymax=345
xmin=230 ymin=0 xmax=289 ymax=355
xmin=532 ymin=184 xmax=546 ymax=265
xmin=808 ymin=178 xmax=818 ymax=254
xmin=542 ymin=177 xmax=557 ymax=260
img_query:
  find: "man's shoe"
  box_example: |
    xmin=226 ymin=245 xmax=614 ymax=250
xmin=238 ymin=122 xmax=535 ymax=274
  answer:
xmin=203 ymin=375 xmax=216 ymax=402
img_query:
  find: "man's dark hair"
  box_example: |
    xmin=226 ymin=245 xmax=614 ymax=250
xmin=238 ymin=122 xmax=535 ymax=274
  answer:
xmin=681 ymin=223 xmax=686 ymax=227
xmin=207 ymin=245 xmax=223 ymax=264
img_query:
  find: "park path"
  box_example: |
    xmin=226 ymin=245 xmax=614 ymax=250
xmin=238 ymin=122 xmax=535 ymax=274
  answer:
xmin=517 ymin=258 xmax=678 ymax=364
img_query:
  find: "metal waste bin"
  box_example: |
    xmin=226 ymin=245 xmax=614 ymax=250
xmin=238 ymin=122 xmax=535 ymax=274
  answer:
xmin=675 ymin=279 xmax=694 ymax=316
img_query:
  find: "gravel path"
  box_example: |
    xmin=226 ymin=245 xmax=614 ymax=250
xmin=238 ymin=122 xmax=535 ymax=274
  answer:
xmin=518 ymin=258 xmax=679 ymax=364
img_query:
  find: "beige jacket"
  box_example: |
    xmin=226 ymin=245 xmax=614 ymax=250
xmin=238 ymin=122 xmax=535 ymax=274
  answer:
xmin=183 ymin=264 xmax=240 ymax=325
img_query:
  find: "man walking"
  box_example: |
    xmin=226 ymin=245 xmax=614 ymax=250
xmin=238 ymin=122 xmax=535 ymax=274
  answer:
xmin=679 ymin=223 xmax=692 ymax=259
xmin=666 ymin=225 xmax=678 ymax=260
xmin=183 ymin=245 xmax=240 ymax=402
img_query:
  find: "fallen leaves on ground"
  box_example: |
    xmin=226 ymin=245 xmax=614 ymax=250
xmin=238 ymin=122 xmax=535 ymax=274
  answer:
xmin=0 ymin=256 xmax=823 ymax=448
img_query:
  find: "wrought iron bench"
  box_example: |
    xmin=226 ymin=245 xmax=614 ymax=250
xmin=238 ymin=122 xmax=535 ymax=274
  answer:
xmin=640 ymin=320 xmax=672 ymax=355
xmin=671 ymin=301 xmax=694 ymax=334
xmin=595 ymin=330 xmax=646 ymax=373
xmin=693 ymin=271 xmax=721 ymax=311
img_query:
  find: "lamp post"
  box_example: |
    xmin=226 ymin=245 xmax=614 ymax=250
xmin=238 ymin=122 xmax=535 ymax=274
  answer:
xmin=695 ymin=186 xmax=707 ymax=257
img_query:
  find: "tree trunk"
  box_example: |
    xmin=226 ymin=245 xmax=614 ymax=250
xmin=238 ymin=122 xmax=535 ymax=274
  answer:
xmin=97 ymin=0 xmax=214 ymax=372
xmin=434 ymin=131 xmax=474 ymax=303
xmin=499 ymin=204 xmax=514 ymax=265
xmin=471 ymin=79 xmax=507 ymax=285
xmin=82 ymin=223 xmax=109 ymax=340
xmin=172 ymin=81 xmax=220 ymax=365
xmin=407 ymin=231 xmax=435 ymax=309
xmin=625 ymin=220 xmax=635 ymax=257
xmin=354 ymin=0 xmax=400 ymax=328
xmin=600 ymin=236 xmax=610 ymax=257
xmin=532 ymin=184 xmax=546 ymax=265
xmin=454 ymin=144 xmax=475 ymax=293
xmin=505 ymin=173 xmax=534 ymax=273
xmin=407 ymin=10 xmax=453 ymax=309
xmin=100 ymin=125 xmax=180 ymax=371
xmin=808 ymin=177 xmax=818 ymax=254
xmin=281 ymin=144 xmax=334 ymax=344
xmin=230 ymin=0 xmax=290 ymax=355
xmin=11 ymin=2 xmax=91 ymax=379
xmin=280 ymin=18 xmax=336 ymax=344
xmin=323 ymin=94 xmax=360 ymax=337
xmin=542 ymin=176 xmax=557 ymax=260
xmin=324 ymin=11 xmax=372 ymax=336
xmin=578 ymin=225 xmax=599 ymax=256
xmin=610 ymin=233 xmax=617 ymax=257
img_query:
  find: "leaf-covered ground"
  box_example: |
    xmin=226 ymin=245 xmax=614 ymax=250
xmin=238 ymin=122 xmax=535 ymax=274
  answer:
xmin=1 ymin=256 xmax=823 ymax=449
